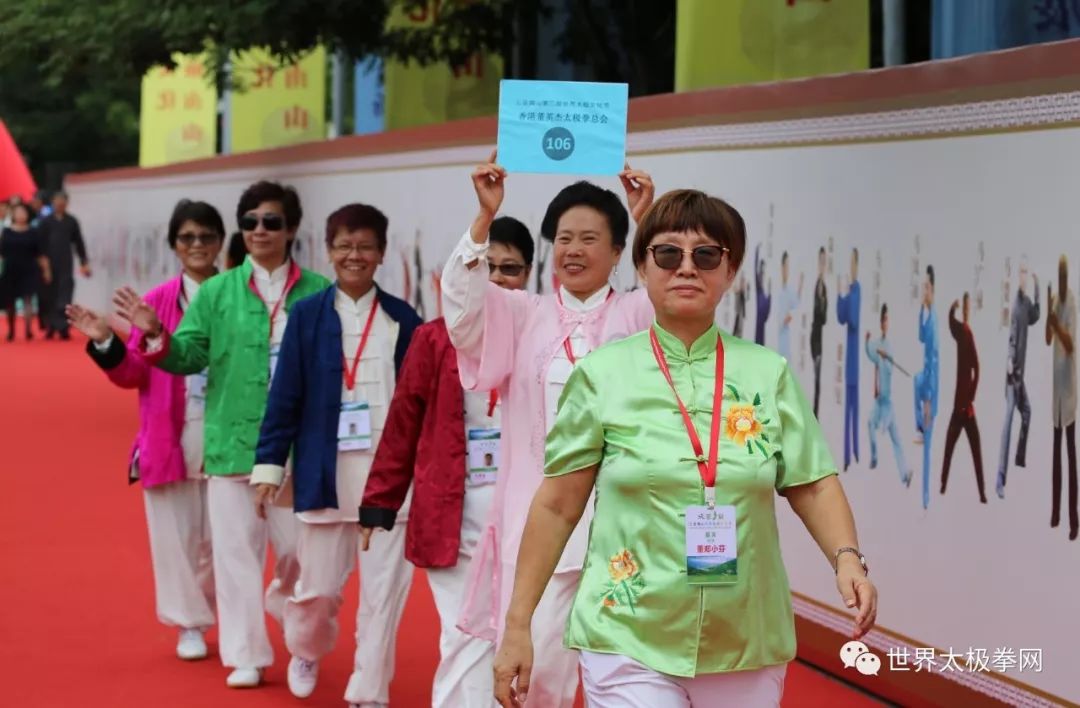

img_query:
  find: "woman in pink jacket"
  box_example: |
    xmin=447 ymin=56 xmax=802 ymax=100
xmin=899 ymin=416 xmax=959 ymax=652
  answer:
xmin=441 ymin=155 xmax=654 ymax=708
xmin=66 ymin=200 xmax=224 ymax=662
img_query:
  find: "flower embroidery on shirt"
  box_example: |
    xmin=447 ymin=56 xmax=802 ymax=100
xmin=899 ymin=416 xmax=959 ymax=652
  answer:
xmin=724 ymin=385 xmax=772 ymax=458
xmin=601 ymin=549 xmax=644 ymax=613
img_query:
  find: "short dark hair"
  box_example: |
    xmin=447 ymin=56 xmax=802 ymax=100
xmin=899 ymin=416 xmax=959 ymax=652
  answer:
xmin=963 ymin=291 xmax=970 ymax=305
xmin=226 ymin=231 xmax=248 ymax=269
xmin=818 ymin=246 xmax=826 ymax=256
xmin=325 ymin=203 xmax=389 ymax=252
xmin=881 ymin=303 xmax=888 ymax=321
xmin=489 ymin=216 xmax=534 ymax=266
xmin=237 ymin=181 xmax=302 ymax=231
xmin=781 ymin=250 xmax=789 ymax=265
xmin=10 ymin=202 xmax=33 ymax=224
xmin=852 ymin=247 xmax=859 ymax=262
xmin=632 ymin=189 xmax=746 ymax=270
xmin=540 ymin=181 xmax=629 ymax=250
xmin=926 ymin=264 xmax=935 ymax=287
xmin=168 ymin=199 xmax=225 ymax=249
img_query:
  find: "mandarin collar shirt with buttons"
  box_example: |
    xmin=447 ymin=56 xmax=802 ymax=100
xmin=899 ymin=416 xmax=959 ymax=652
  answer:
xmin=296 ymin=286 xmax=403 ymax=524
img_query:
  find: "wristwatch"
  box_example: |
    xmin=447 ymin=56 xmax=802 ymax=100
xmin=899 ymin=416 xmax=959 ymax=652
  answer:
xmin=834 ymin=547 xmax=868 ymax=575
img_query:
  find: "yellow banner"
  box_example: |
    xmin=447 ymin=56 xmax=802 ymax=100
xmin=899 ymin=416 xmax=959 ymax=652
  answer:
xmin=384 ymin=1 xmax=501 ymax=130
xmin=675 ymin=0 xmax=869 ymax=91
xmin=230 ymin=46 xmax=326 ymax=153
xmin=139 ymin=54 xmax=217 ymax=167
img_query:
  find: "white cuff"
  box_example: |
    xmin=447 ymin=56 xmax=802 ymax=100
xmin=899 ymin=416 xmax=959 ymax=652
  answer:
xmin=144 ymin=334 xmax=165 ymax=354
xmin=92 ymin=334 xmax=115 ymax=352
xmin=250 ymin=464 xmax=285 ymax=487
xmin=456 ymin=229 xmax=489 ymax=263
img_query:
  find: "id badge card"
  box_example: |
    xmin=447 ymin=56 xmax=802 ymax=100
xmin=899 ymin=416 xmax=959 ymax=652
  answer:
xmin=338 ymin=401 xmax=372 ymax=451
xmin=466 ymin=428 xmax=501 ymax=485
xmin=269 ymin=345 xmax=281 ymax=388
xmin=685 ymin=504 xmax=738 ymax=585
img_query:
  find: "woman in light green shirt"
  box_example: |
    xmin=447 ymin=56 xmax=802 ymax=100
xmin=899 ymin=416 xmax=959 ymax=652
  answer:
xmin=494 ymin=190 xmax=877 ymax=707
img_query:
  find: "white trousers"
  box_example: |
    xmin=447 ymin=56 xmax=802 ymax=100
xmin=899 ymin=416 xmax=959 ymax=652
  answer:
xmin=142 ymin=480 xmax=215 ymax=629
xmin=580 ymin=651 xmax=786 ymax=707
xmin=427 ymin=484 xmax=496 ymax=708
xmin=285 ymin=520 xmax=414 ymax=706
xmin=206 ymin=478 xmax=300 ymax=668
xmin=498 ymin=563 xmax=581 ymax=708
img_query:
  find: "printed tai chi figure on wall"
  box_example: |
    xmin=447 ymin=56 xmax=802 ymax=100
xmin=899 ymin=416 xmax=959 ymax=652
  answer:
xmin=776 ymin=250 xmax=803 ymax=362
xmin=811 ymin=246 xmax=828 ymax=415
xmin=941 ymin=293 xmax=987 ymax=504
xmin=914 ymin=265 xmax=940 ymax=510
xmin=754 ymin=244 xmax=771 ymax=345
xmin=866 ymin=304 xmax=912 ymax=487
xmin=1046 ymin=255 xmax=1077 ymax=541
xmin=836 ymin=247 xmax=861 ymax=471
xmin=997 ymin=258 xmax=1039 ymax=499
xmin=732 ymin=273 xmax=748 ymax=338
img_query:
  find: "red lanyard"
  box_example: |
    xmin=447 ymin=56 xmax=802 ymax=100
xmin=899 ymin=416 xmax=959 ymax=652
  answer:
xmin=487 ymin=390 xmax=499 ymax=418
xmin=250 ymin=270 xmax=297 ymax=345
xmin=563 ymin=338 xmax=577 ymax=365
xmin=649 ymin=327 xmax=725 ymax=506
xmin=343 ymin=297 xmax=380 ymax=391
xmin=555 ymin=287 xmax=614 ymax=367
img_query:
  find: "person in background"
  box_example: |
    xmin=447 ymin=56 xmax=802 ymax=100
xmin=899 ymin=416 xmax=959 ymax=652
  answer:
xmin=65 ymin=199 xmax=224 ymax=662
xmin=252 ymin=203 xmax=422 ymax=707
xmin=753 ymin=244 xmax=770 ymax=345
xmin=38 ymin=190 xmax=90 ymax=340
xmin=940 ymin=292 xmax=987 ymax=503
xmin=866 ymin=304 xmax=912 ymax=487
xmin=0 ymin=199 xmax=9 ymax=227
xmin=997 ymin=259 xmax=1039 ymax=499
xmin=111 ymin=181 xmax=329 ymax=688
xmin=1046 ymin=255 xmax=1077 ymax=541
xmin=914 ymin=265 xmax=940 ymax=510
xmin=837 ymin=248 xmax=861 ymax=471
xmin=442 ymin=153 xmax=655 ymax=708
xmin=811 ymin=246 xmax=828 ymax=415
xmin=775 ymin=250 xmax=803 ymax=361
xmin=0 ymin=203 xmax=50 ymax=341
xmin=731 ymin=272 xmax=748 ymax=338
xmin=226 ymin=230 xmax=248 ymax=269
xmin=360 ymin=216 xmax=534 ymax=708
xmin=493 ymin=189 xmax=876 ymax=707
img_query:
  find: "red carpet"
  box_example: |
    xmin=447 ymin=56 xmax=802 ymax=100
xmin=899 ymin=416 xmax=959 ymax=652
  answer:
xmin=0 ymin=319 xmax=882 ymax=707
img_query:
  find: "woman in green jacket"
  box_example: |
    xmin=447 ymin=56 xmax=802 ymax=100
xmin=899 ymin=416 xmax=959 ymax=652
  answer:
xmin=113 ymin=181 xmax=330 ymax=689
xmin=494 ymin=190 xmax=877 ymax=707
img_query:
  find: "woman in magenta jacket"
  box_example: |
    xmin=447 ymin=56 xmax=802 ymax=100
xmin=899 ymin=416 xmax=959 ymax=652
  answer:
xmin=66 ymin=200 xmax=225 ymax=662
xmin=360 ymin=216 xmax=533 ymax=707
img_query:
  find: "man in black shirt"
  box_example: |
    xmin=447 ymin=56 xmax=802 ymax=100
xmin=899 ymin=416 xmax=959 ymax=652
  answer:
xmin=39 ymin=190 xmax=90 ymax=339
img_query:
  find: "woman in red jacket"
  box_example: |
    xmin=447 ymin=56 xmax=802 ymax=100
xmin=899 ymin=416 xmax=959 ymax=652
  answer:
xmin=360 ymin=216 xmax=533 ymax=707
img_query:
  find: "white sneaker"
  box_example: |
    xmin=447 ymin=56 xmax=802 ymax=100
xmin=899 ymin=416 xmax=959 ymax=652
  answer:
xmin=288 ymin=656 xmax=319 ymax=698
xmin=225 ymin=667 xmax=262 ymax=688
xmin=175 ymin=628 xmax=207 ymax=660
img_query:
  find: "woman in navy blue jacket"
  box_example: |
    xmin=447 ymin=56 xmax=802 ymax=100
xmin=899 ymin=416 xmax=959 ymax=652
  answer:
xmin=252 ymin=203 xmax=421 ymax=708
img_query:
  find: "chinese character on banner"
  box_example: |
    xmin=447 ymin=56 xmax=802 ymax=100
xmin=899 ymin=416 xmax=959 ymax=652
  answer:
xmin=184 ymin=61 xmax=204 ymax=78
xmin=965 ymin=648 xmax=991 ymax=673
xmin=991 ymin=648 xmax=1018 ymax=673
xmin=253 ymin=64 xmax=276 ymax=89
xmin=284 ymin=106 xmax=310 ymax=131
xmin=284 ymin=65 xmax=308 ymax=89
xmin=1019 ymin=649 xmax=1042 ymax=673
xmin=887 ymin=647 xmax=911 ymax=671
xmin=157 ymin=90 xmax=176 ymax=110
xmin=939 ymin=648 xmax=964 ymax=673
xmin=184 ymin=92 xmax=203 ymax=110
xmin=181 ymin=124 xmax=204 ymax=144
xmin=913 ymin=648 xmax=937 ymax=672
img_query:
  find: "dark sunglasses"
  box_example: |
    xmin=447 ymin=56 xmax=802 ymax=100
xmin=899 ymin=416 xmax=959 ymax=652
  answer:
xmin=488 ymin=262 xmax=526 ymax=277
xmin=176 ymin=231 xmax=222 ymax=247
xmin=239 ymin=213 xmax=285 ymax=232
xmin=647 ymin=244 xmax=728 ymax=271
